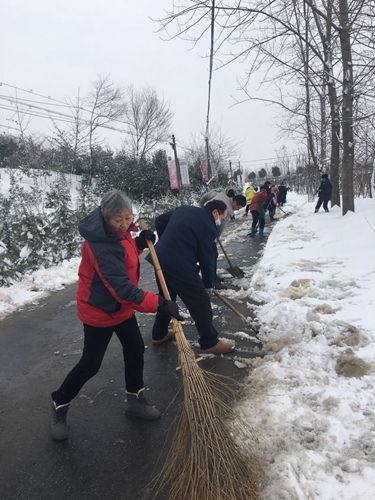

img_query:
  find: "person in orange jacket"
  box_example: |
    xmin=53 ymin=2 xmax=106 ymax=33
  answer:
xmin=249 ymin=188 xmax=268 ymax=237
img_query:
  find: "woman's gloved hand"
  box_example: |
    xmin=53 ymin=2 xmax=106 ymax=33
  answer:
xmin=136 ymin=230 xmax=156 ymax=250
xmin=158 ymin=296 xmax=184 ymax=321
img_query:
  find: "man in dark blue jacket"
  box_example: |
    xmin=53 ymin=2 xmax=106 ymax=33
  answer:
xmin=146 ymin=200 xmax=235 ymax=355
xmin=315 ymin=174 xmax=333 ymax=212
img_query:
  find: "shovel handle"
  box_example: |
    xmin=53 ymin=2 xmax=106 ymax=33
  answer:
xmin=217 ymin=237 xmax=235 ymax=272
xmin=212 ymin=289 xmax=249 ymax=323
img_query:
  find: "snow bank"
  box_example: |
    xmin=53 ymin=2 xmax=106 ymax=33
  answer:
xmin=235 ymin=193 xmax=375 ymax=499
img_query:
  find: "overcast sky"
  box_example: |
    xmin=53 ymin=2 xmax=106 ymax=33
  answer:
xmin=1 ymin=0 xmax=296 ymax=174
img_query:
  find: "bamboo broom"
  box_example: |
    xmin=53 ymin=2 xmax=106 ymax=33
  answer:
xmin=140 ymin=220 xmax=266 ymax=500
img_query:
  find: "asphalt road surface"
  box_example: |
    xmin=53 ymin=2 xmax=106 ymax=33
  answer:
xmin=0 ymin=217 xmax=269 ymax=500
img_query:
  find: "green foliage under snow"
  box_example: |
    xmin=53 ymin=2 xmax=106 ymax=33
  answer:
xmin=0 ymin=162 xmax=233 ymax=285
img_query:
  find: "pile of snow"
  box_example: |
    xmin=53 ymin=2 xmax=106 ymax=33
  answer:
xmin=0 ymin=168 xmax=83 ymax=317
xmin=0 ymin=168 xmax=81 ymax=202
xmin=232 ymin=193 xmax=375 ymax=499
xmin=0 ymin=258 xmax=80 ymax=319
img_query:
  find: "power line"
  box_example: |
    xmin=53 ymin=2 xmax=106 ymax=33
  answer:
xmin=0 ymin=104 xmax=129 ymax=133
xmin=0 ymin=105 xmax=76 ymax=125
xmin=0 ymin=94 xmax=130 ymax=134
xmin=0 ymin=82 xmax=70 ymax=106
xmin=0 ymin=81 xmax=130 ymax=132
xmin=0 ymin=97 xmax=82 ymax=122
xmin=240 ymin=157 xmax=280 ymax=163
xmin=0 ymin=93 xmax=72 ymax=108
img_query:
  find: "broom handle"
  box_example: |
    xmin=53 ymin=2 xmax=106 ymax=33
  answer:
xmin=212 ymin=289 xmax=249 ymax=323
xmin=217 ymin=237 xmax=235 ymax=272
xmin=139 ymin=219 xmax=172 ymax=301
xmin=139 ymin=220 xmax=184 ymax=333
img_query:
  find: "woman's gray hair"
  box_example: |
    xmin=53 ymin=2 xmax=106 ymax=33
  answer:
xmin=100 ymin=190 xmax=132 ymax=221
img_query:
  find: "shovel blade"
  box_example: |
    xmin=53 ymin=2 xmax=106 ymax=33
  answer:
xmin=226 ymin=266 xmax=245 ymax=279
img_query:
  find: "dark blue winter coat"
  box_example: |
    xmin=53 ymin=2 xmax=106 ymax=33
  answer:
xmin=318 ymin=180 xmax=332 ymax=201
xmin=146 ymin=205 xmax=217 ymax=289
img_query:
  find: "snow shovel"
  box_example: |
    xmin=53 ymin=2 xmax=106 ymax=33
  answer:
xmin=216 ymin=237 xmax=245 ymax=279
xmin=212 ymin=289 xmax=259 ymax=335
xmin=278 ymin=195 xmax=311 ymax=218
xmin=277 ymin=206 xmax=289 ymax=217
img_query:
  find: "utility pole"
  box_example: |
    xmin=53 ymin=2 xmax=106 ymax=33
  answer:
xmin=229 ymin=160 xmax=233 ymax=182
xmin=205 ymin=136 xmax=212 ymax=178
xmin=238 ymin=161 xmax=242 ymax=186
xmin=170 ymin=134 xmax=182 ymax=190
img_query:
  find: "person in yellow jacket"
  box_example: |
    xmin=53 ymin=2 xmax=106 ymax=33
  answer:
xmin=243 ymin=186 xmax=257 ymax=216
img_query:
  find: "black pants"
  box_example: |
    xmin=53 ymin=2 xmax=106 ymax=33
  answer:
xmin=52 ymin=315 xmax=145 ymax=405
xmin=245 ymin=203 xmax=250 ymax=214
xmin=152 ymin=272 xmax=219 ymax=350
xmin=268 ymin=204 xmax=276 ymax=219
xmin=251 ymin=210 xmax=265 ymax=229
xmin=315 ymin=197 xmax=329 ymax=211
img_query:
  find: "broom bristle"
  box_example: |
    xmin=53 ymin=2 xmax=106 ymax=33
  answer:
xmin=153 ymin=324 xmax=266 ymax=500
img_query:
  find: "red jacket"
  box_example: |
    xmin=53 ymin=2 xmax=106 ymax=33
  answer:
xmin=76 ymin=207 xmax=159 ymax=327
xmin=250 ymin=190 xmax=268 ymax=214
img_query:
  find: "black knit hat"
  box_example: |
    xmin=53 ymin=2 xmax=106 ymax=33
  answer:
xmin=321 ymin=174 xmax=328 ymax=179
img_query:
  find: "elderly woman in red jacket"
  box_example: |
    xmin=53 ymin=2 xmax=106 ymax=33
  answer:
xmin=49 ymin=190 xmax=182 ymax=441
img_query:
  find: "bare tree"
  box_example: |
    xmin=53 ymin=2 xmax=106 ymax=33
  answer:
xmin=49 ymin=92 xmax=89 ymax=174
xmin=123 ymin=85 xmax=173 ymax=160
xmin=307 ymin=0 xmax=341 ymax=206
xmin=157 ymin=0 xmax=375 ymax=214
xmin=85 ymin=74 xmax=126 ymax=176
xmin=181 ymin=125 xmax=241 ymax=178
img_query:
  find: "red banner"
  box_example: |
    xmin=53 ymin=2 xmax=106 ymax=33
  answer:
xmin=200 ymin=161 xmax=209 ymax=182
xmin=168 ymin=159 xmax=179 ymax=189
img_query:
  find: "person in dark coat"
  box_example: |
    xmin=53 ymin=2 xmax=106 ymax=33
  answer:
xmin=277 ymin=181 xmax=287 ymax=206
xmin=198 ymin=190 xmax=246 ymax=289
xmin=49 ymin=190 xmax=182 ymax=441
xmin=315 ymin=174 xmax=332 ymax=212
xmin=146 ymin=200 xmax=235 ymax=355
xmin=260 ymin=180 xmax=271 ymax=194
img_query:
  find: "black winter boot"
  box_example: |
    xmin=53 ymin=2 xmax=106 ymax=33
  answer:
xmin=49 ymin=402 xmax=70 ymax=441
xmin=125 ymin=389 xmax=160 ymax=420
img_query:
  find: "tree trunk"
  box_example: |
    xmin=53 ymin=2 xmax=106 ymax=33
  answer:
xmin=302 ymin=6 xmax=320 ymax=172
xmin=320 ymin=81 xmax=327 ymax=171
xmin=327 ymin=81 xmax=341 ymax=207
xmin=313 ymin=0 xmax=341 ymax=207
xmin=339 ymin=0 xmax=355 ymax=214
